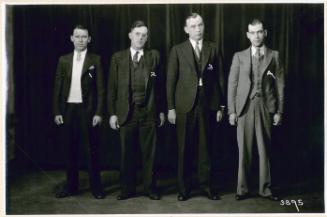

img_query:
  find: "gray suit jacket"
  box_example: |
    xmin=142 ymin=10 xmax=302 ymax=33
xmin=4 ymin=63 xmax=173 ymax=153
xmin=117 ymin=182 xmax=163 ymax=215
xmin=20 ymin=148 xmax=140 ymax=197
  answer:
xmin=228 ymin=46 xmax=285 ymax=116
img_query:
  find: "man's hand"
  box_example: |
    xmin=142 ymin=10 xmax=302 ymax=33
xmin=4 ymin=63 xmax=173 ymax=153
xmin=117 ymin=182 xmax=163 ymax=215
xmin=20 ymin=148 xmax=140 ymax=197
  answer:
xmin=158 ymin=112 xmax=165 ymax=127
xmin=54 ymin=115 xmax=64 ymax=125
xmin=273 ymin=113 xmax=282 ymax=126
xmin=216 ymin=110 xmax=224 ymax=122
xmin=109 ymin=115 xmax=120 ymax=130
xmin=229 ymin=113 xmax=238 ymax=126
xmin=92 ymin=115 xmax=102 ymax=127
xmin=168 ymin=109 xmax=176 ymax=124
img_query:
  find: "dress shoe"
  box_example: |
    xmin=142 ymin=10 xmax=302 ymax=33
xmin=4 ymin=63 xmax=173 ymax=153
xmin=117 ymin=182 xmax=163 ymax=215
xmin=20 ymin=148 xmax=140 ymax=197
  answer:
xmin=116 ymin=192 xmax=135 ymax=200
xmin=147 ymin=191 xmax=161 ymax=200
xmin=207 ymin=192 xmax=220 ymax=200
xmin=177 ymin=193 xmax=190 ymax=201
xmin=235 ymin=193 xmax=251 ymax=201
xmin=259 ymin=194 xmax=280 ymax=201
xmin=55 ymin=187 xmax=78 ymax=198
xmin=92 ymin=190 xmax=106 ymax=199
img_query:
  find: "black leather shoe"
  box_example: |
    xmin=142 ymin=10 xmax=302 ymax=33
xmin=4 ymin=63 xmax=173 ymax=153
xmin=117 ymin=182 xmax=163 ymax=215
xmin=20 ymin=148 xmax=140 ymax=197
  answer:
xmin=92 ymin=190 xmax=106 ymax=199
xmin=208 ymin=192 xmax=220 ymax=200
xmin=55 ymin=188 xmax=78 ymax=198
xmin=177 ymin=193 xmax=189 ymax=201
xmin=116 ymin=192 xmax=135 ymax=200
xmin=260 ymin=194 xmax=280 ymax=201
xmin=235 ymin=193 xmax=250 ymax=201
xmin=147 ymin=191 xmax=161 ymax=200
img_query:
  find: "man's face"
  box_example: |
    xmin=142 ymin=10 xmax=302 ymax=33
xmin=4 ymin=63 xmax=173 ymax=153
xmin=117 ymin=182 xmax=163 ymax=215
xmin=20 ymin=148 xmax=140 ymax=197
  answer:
xmin=246 ymin=23 xmax=267 ymax=47
xmin=184 ymin=15 xmax=204 ymax=41
xmin=129 ymin=26 xmax=148 ymax=50
xmin=70 ymin=28 xmax=91 ymax=52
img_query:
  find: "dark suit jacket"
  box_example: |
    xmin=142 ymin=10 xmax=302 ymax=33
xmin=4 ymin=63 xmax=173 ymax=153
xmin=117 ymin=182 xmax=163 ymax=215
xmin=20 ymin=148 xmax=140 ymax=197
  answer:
xmin=52 ymin=52 xmax=105 ymax=117
xmin=167 ymin=40 xmax=225 ymax=113
xmin=227 ymin=46 xmax=285 ymax=116
xmin=107 ymin=49 xmax=163 ymax=125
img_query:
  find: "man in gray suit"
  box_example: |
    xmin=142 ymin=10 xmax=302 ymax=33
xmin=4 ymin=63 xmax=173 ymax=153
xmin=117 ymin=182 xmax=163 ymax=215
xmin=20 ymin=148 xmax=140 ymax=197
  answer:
xmin=228 ymin=18 xmax=285 ymax=201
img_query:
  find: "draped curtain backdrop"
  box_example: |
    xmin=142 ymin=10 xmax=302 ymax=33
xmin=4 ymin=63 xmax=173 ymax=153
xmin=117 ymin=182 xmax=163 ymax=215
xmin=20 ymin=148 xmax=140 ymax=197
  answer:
xmin=8 ymin=4 xmax=324 ymax=187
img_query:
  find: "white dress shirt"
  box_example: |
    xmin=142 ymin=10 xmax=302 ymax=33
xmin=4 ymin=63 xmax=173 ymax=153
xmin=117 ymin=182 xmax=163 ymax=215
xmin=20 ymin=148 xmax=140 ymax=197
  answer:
xmin=67 ymin=49 xmax=87 ymax=103
xmin=130 ymin=47 xmax=144 ymax=62
xmin=189 ymin=38 xmax=203 ymax=51
xmin=251 ymin=45 xmax=265 ymax=57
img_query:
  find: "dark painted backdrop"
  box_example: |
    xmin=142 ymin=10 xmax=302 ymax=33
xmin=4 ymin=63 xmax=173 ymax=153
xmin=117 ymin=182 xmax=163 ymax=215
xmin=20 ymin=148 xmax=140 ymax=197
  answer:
xmin=9 ymin=4 xmax=324 ymax=189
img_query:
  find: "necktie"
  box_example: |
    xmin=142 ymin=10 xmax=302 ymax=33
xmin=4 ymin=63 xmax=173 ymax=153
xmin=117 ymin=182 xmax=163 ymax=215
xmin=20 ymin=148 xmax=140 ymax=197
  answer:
xmin=195 ymin=41 xmax=201 ymax=60
xmin=132 ymin=51 xmax=139 ymax=66
xmin=255 ymin=47 xmax=261 ymax=59
xmin=76 ymin=52 xmax=82 ymax=61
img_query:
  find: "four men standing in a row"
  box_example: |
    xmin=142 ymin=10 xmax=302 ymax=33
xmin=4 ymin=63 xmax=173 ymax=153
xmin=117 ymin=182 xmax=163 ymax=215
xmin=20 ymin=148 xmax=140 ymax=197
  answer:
xmin=53 ymin=13 xmax=284 ymax=202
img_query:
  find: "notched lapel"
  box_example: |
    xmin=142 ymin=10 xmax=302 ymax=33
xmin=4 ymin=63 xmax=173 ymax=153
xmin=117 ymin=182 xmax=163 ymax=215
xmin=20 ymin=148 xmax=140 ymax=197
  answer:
xmin=65 ymin=53 xmax=74 ymax=82
xmin=201 ymin=41 xmax=210 ymax=73
xmin=181 ymin=41 xmax=196 ymax=73
xmin=143 ymin=51 xmax=152 ymax=88
xmin=260 ymin=48 xmax=273 ymax=77
xmin=241 ymin=48 xmax=252 ymax=78
xmin=82 ymin=53 xmax=92 ymax=76
xmin=121 ymin=49 xmax=131 ymax=86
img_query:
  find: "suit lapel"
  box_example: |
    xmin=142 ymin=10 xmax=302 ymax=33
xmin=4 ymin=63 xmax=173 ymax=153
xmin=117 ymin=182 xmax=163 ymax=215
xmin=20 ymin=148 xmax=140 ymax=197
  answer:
xmin=65 ymin=53 xmax=74 ymax=82
xmin=143 ymin=50 xmax=152 ymax=88
xmin=200 ymin=41 xmax=210 ymax=73
xmin=181 ymin=40 xmax=197 ymax=74
xmin=241 ymin=47 xmax=252 ymax=78
xmin=259 ymin=47 xmax=273 ymax=77
xmin=122 ymin=49 xmax=131 ymax=87
xmin=81 ymin=52 xmax=91 ymax=76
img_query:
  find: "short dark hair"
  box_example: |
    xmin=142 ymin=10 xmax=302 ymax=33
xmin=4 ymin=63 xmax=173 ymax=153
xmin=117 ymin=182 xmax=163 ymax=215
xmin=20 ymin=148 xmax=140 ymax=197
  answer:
xmin=248 ymin=18 xmax=265 ymax=29
xmin=130 ymin=20 xmax=148 ymax=32
xmin=185 ymin=12 xmax=202 ymax=26
xmin=72 ymin=24 xmax=89 ymax=34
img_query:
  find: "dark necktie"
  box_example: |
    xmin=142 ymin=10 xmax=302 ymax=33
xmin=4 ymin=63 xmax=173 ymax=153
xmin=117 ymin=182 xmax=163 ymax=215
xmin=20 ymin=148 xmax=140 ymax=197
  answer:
xmin=132 ymin=51 xmax=139 ymax=67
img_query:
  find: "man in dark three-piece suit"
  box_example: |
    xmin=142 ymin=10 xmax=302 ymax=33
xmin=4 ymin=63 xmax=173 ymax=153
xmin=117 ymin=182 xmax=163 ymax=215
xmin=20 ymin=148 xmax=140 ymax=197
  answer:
xmin=167 ymin=13 xmax=225 ymax=201
xmin=228 ymin=19 xmax=285 ymax=201
xmin=108 ymin=20 xmax=165 ymax=200
xmin=53 ymin=25 xmax=105 ymax=199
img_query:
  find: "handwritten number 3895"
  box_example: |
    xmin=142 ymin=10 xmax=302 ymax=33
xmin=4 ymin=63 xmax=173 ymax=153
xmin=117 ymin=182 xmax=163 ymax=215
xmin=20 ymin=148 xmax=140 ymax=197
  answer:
xmin=280 ymin=199 xmax=303 ymax=212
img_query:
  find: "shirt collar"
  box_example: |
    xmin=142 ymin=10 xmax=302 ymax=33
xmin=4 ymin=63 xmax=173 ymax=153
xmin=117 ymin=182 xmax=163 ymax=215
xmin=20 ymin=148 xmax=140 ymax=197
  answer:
xmin=189 ymin=38 xmax=203 ymax=50
xmin=74 ymin=49 xmax=87 ymax=60
xmin=251 ymin=45 xmax=265 ymax=56
xmin=130 ymin=47 xmax=144 ymax=61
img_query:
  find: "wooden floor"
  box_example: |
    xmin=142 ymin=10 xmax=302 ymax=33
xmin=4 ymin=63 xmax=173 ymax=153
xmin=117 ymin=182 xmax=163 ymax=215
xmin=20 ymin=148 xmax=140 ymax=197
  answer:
xmin=6 ymin=169 xmax=324 ymax=215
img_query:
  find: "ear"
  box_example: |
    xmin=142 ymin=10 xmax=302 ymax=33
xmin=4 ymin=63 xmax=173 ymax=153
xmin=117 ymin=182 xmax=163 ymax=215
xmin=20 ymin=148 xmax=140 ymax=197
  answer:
xmin=246 ymin=32 xmax=251 ymax=40
xmin=70 ymin=35 xmax=74 ymax=43
xmin=184 ymin=26 xmax=189 ymax=35
xmin=87 ymin=36 xmax=91 ymax=43
xmin=128 ymin=32 xmax=132 ymax=40
xmin=264 ymin=29 xmax=268 ymax=37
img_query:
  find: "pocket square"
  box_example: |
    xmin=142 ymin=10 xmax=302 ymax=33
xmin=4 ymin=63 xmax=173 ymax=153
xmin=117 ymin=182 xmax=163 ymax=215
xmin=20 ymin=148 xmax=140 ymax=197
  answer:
xmin=150 ymin=72 xmax=157 ymax=77
xmin=88 ymin=65 xmax=95 ymax=70
xmin=267 ymin=70 xmax=276 ymax=79
xmin=207 ymin=64 xmax=214 ymax=71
